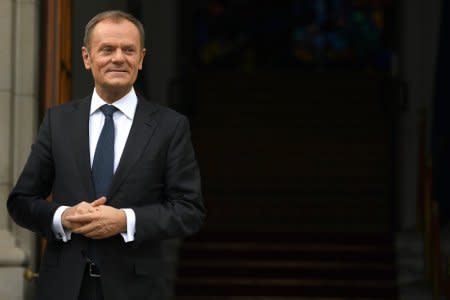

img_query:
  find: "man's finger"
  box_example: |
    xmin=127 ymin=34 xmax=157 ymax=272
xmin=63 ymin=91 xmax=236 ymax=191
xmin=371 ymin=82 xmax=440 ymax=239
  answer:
xmin=63 ymin=219 xmax=85 ymax=228
xmin=72 ymin=221 xmax=98 ymax=235
xmin=66 ymin=213 xmax=96 ymax=223
xmin=91 ymin=197 xmax=107 ymax=207
xmin=84 ymin=231 xmax=105 ymax=239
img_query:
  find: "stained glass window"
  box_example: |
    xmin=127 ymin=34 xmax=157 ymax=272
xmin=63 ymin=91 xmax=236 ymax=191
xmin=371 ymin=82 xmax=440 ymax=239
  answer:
xmin=193 ymin=0 xmax=393 ymax=71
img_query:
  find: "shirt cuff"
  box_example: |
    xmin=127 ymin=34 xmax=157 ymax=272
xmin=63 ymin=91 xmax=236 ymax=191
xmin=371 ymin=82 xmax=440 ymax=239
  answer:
xmin=52 ymin=206 xmax=72 ymax=242
xmin=120 ymin=208 xmax=136 ymax=243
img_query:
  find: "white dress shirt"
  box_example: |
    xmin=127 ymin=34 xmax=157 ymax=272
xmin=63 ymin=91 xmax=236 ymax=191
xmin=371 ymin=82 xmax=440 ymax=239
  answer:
xmin=52 ymin=88 xmax=138 ymax=243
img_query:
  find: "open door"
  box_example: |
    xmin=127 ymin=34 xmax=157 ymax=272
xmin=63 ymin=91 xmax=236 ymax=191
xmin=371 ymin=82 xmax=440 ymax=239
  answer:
xmin=177 ymin=0 xmax=398 ymax=234
xmin=36 ymin=0 xmax=72 ymax=271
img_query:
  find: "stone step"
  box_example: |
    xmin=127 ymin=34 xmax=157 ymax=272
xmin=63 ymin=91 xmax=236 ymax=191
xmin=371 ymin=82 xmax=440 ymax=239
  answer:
xmin=180 ymin=241 xmax=395 ymax=263
xmin=177 ymin=277 xmax=395 ymax=288
xmin=178 ymin=297 xmax=396 ymax=300
xmin=178 ymin=259 xmax=395 ymax=280
xmin=176 ymin=277 xmax=397 ymax=297
xmin=175 ymin=232 xmax=397 ymax=298
xmin=180 ymin=259 xmax=394 ymax=269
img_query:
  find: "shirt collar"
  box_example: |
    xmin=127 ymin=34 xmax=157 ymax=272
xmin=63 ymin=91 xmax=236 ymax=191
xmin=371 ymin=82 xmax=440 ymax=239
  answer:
xmin=90 ymin=88 xmax=138 ymax=120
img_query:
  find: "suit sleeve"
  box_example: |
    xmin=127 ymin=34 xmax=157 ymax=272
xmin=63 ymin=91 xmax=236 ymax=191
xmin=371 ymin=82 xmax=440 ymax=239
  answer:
xmin=133 ymin=116 xmax=206 ymax=243
xmin=7 ymin=110 xmax=59 ymax=238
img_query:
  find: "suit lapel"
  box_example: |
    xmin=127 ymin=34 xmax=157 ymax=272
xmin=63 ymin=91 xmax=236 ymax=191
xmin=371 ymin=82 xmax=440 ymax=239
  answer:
xmin=109 ymin=97 xmax=159 ymax=197
xmin=69 ymin=96 xmax=96 ymax=200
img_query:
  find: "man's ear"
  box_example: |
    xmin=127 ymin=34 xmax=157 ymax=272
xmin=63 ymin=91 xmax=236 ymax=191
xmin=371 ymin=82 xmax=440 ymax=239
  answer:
xmin=81 ymin=47 xmax=91 ymax=70
xmin=138 ymin=48 xmax=147 ymax=70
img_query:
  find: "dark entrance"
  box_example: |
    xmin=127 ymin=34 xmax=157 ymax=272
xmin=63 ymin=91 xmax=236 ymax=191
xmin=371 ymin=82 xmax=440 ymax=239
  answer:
xmin=177 ymin=0 xmax=398 ymax=234
xmin=174 ymin=2 xmax=399 ymax=298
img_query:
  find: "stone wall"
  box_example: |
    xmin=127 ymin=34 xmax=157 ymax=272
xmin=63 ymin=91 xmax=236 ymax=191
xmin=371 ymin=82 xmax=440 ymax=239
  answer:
xmin=0 ymin=0 xmax=40 ymax=299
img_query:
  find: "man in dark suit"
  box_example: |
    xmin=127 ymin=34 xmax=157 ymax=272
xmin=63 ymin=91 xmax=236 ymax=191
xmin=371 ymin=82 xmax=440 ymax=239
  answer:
xmin=7 ymin=10 xmax=205 ymax=300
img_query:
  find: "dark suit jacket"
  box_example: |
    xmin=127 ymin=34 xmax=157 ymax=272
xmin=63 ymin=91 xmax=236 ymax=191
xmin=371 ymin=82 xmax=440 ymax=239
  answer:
xmin=7 ymin=95 xmax=205 ymax=300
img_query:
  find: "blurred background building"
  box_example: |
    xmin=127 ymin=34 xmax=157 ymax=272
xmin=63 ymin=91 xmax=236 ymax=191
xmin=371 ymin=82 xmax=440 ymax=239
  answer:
xmin=0 ymin=0 xmax=448 ymax=299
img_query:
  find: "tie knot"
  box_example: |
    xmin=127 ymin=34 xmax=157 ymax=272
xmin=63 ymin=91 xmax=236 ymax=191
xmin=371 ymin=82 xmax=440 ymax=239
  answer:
xmin=99 ymin=104 xmax=118 ymax=118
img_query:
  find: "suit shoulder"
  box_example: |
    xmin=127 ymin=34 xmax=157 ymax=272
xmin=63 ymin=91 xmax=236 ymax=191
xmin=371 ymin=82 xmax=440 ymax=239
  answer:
xmin=46 ymin=97 xmax=89 ymax=114
xmin=143 ymin=100 xmax=187 ymax=124
xmin=156 ymin=104 xmax=185 ymax=120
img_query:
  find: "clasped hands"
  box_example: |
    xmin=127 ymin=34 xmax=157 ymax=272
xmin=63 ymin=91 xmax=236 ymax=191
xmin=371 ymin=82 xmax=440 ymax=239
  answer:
xmin=62 ymin=197 xmax=127 ymax=239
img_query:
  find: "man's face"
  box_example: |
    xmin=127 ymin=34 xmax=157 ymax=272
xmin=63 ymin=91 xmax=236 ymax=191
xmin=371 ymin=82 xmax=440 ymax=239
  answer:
xmin=82 ymin=19 xmax=146 ymax=101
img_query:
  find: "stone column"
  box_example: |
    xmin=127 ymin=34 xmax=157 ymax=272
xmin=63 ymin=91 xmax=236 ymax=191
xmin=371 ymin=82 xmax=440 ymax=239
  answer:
xmin=396 ymin=0 xmax=441 ymax=299
xmin=0 ymin=0 xmax=40 ymax=299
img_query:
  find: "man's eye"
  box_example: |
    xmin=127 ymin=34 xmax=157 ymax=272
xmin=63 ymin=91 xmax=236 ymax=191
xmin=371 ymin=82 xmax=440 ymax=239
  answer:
xmin=124 ymin=48 xmax=135 ymax=53
xmin=101 ymin=47 xmax=113 ymax=53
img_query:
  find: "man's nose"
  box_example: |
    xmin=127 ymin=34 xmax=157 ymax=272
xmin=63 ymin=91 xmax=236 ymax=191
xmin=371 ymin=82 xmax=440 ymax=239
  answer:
xmin=111 ymin=49 xmax=125 ymax=63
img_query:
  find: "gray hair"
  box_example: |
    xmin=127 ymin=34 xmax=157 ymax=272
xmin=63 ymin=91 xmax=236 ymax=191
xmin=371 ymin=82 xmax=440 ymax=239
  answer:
xmin=83 ymin=10 xmax=145 ymax=50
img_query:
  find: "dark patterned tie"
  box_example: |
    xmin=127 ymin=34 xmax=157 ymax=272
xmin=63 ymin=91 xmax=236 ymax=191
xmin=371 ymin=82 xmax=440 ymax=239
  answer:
xmin=92 ymin=104 xmax=118 ymax=198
